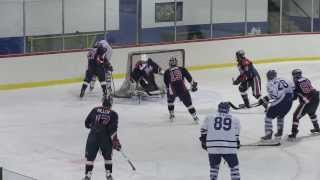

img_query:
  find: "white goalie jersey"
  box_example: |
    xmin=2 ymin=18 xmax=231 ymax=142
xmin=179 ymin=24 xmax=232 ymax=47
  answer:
xmin=201 ymin=112 xmax=240 ymax=154
xmin=266 ymin=77 xmax=294 ymax=106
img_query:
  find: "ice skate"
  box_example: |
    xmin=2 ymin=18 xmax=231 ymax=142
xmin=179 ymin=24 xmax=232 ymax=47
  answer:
xmin=261 ymin=133 xmax=272 ymax=141
xmin=169 ymin=112 xmax=175 ymax=122
xmin=80 ymin=90 xmax=85 ymax=98
xmin=310 ymin=128 xmax=320 ymax=134
xmin=106 ymin=174 xmax=114 ymax=180
xmin=274 ymin=129 xmax=283 ymax=139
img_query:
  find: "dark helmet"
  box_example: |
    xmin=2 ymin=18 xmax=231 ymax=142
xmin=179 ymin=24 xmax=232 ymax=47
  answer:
xmin=266 ymin=69 xmax=277 ymax=81
xmin=236 ymin=50 xmax=245 ymax=60
xmin=218 ymin=102 xmax=230 ymax=114
xmin=102 ymin=96 xmax=113 ymax=108
xmin=292 ymin=69 xmax=302 ymax=81
xmin=96 ymin=40 xmax=108 ymax=55
xmin=169 ymin=56 xmax=178 ymax=67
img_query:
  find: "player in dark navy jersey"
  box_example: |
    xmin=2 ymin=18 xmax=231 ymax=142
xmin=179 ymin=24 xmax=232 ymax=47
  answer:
xmin=232 ymin=50 xmax=266 ymax=109
xmin=164 ymin=57 xmax=199 ymax=123
xmin=80 ymin=40 xmax=113 ymax=98
xmin=288 ymin=69 xmax=320 ymax=139
xmin=83 ymin=97 xmax=121 ymax=180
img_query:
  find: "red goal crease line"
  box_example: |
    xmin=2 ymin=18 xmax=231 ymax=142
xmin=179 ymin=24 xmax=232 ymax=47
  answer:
xmin=1 ymin=56 xmax=320 ymax=91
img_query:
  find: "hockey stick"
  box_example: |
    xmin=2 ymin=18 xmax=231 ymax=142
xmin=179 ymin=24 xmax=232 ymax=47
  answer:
xmin=241 ymin=142 xmax=281 ymax=147
xmin=110 ymin=71 xmax=116 ymax=97
xmin=228 ymin=101 xmax=261 ymax=110
xmin=119 ymin=149 xmax=136 ymax=171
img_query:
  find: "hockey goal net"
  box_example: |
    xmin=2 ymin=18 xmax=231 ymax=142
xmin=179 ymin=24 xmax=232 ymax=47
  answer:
xmin=114 ymin=49 xmax=185 ymax=98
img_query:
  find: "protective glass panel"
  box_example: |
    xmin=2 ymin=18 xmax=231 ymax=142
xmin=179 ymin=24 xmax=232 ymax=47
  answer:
xmin=64 ymin=0 xmax=104 ymax=33
xmin=107 ymin=0 xmax=137 ymax=45
xmin=313 ymin=0 xmax=320 ymax=32
xmin=175 ymin=0 xmax=211 ymax=41
xmin=247 ymin=0 xmax=268 ymax=35
xmin=141 ymin=0 xmax=175 ymax=43
xmin=282 ymin=0 xmax=312 ymax=33
xmin=268 ymin=0 xmax=281 ymax=34
xmin=212 ymin=0 xmax=245 ymax=37
xmin=25 ymin=0 xmax=62 ymax=36
xmin=0 ymin=0 xmax=23 ymax=38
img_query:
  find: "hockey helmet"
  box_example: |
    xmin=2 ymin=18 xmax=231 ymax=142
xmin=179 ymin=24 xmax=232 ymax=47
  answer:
xmin=292 ymin=69 xmax=302 ymax=81
xmin=141 ymin=54 xmax=148 ymax=62
xmin=218 ymin=102 xmax=230 ymax=114
xmin=96 ymin=40 xmax=108 ymax=55
xmin=102 ymin=96 xmax=113 ymax=108
xmin=236 ymin=50 xmax=245 ymax=60
xmin=266 ymin=69 xmax=277 ymax=81
xmin=169 ymin=56 xmax=178 ymax=67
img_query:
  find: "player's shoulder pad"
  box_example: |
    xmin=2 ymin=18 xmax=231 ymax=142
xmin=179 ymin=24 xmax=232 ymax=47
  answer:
xmin=242 ymin=59 xmax=251 ymax=65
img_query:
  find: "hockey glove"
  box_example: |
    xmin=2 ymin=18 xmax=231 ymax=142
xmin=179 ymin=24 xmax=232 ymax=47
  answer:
xmin=191 ymin=82 xmax=198 ymax=92
xmin=258 ymin=96 xmax=269 ymax=105
xmin=199 ymin=135 xmax=207 ymax=151
xmin=112 ymin=136 xmax=122 ymax=151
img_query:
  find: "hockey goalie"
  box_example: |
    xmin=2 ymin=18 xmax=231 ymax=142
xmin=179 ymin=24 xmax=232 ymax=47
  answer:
xmin=130 ymin=54 xmax=164 ymax=96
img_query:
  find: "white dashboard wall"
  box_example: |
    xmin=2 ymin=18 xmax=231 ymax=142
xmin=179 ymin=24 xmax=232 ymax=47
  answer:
xmin=1 ymin=34 xmax=320 ymax=85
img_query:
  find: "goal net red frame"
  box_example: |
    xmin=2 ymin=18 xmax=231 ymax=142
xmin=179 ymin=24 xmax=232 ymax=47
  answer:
xmin=114 ymin=49 xmax=185 ymax=98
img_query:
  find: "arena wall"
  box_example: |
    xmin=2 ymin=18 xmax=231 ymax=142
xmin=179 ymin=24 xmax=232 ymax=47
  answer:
xmin=1 ymin=33 xmax=320 ymax=90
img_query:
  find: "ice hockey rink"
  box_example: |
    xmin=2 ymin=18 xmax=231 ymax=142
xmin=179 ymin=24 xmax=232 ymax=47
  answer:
xmin=1 ymin=61 xmax=320 ymax=180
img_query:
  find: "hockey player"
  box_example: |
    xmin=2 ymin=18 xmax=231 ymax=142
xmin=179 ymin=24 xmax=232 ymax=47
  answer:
xmin=200 ymin=102 xmax=241 ymax=180
xmin=288 ymin=69 xmax=320 ymax=139
xmin=232 ymin=50 xmax=266 ymax=109
xmin=80 ymin=40 xmax=113 ymax=98
xmin=131 ymin=54 xmax=163 ymax=95
xmin=259 ymin=70 xmax=294 ymax=140
xmin=164 ymin=57 xmax=198 ymax=122
xmin=83 ymin=97 xmax=121 ymax=180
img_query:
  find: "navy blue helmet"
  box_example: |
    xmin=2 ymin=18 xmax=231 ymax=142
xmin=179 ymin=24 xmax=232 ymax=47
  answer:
xmin=266 ymin=69 xmax=277 ymax=81
xmin=236 ymin=50 xmax=245 ymax=60
xmin=292 ymin=69 xmax=302 ymax=81
xmin=218 ymin=102 xmax=230 ymax=114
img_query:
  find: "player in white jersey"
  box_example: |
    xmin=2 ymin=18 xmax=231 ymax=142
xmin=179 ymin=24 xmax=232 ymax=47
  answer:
xmin=259 ymin=70 xmax=294 ymax=140
xmin=200 ymin=102 xmax=241 ymax=180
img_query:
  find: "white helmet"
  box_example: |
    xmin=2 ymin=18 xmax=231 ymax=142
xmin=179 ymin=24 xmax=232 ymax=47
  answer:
xmin=141 ymin=54 xmax=148 ymax=62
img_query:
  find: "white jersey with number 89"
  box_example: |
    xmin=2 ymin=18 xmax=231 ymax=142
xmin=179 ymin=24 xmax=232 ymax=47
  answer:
xmin=201 ymin=112 xmax=240 ymax=154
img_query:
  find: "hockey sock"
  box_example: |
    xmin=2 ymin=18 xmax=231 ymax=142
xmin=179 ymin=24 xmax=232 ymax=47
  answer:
xmin=210 ymin=165 xmax=219 ymax=180
xmin=168 ymin=103 xmax=174 ymax=112
xmin=187 ymin=105 xmax=196 ymax=114
xmin=264 ymin=117 xmax=273 ymax=136
xmin=230 ymin=165 xmax=241 ymax=180
xmin=241 ymin=94 xmax=250 ymax=107
xmin=105 ymin=163 xmax=112 ymax=174
xmin=100 ymin=81 xmax=107 ymax=95
xmin=291 ymin=123 xmax=299 ymax=134
xmin=310 ymin=116 xmax=319 ymax=129
xmin=81 ymin=82 xmax=89 ymax=92
xmin=277 ymin=118 xmax=284 ymax=132
xmin=85 ymin=164 xmax=93 ymax=176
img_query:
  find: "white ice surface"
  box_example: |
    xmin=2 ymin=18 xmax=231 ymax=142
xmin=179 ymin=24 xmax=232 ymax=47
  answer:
xmin=1 ymin=61 xmax=320 ymax=180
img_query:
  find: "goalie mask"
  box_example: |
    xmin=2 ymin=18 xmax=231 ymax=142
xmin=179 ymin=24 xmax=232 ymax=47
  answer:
xmin=169 ymin=57 xmax=178 ymax=67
